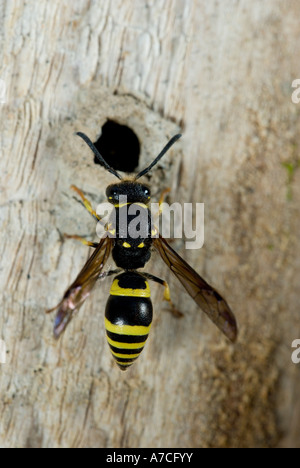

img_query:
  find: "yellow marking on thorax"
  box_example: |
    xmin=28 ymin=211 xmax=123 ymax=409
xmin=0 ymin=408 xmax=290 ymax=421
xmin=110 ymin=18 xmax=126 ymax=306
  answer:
xmin=109 ymin=279 xmax=151 ymax=298
xmin=122 ymin=242 xmax=145 ymax=248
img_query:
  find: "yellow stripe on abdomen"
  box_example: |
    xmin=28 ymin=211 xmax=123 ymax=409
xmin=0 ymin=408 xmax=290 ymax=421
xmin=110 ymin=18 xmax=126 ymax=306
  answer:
xmin=109 ymin=279 xmax=151 ymax=298
xmin=110 ymin=350 xmax=141 ymax=359
xmin=105 ymin=317 xmax=151 ymax=336
xmin=106 ymin=335 xmax=148 ymax=350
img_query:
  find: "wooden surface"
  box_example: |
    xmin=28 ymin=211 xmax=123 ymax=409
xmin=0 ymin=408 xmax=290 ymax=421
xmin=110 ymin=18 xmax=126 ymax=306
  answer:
xmin=1 ymin=0 xmax=300 ymax=448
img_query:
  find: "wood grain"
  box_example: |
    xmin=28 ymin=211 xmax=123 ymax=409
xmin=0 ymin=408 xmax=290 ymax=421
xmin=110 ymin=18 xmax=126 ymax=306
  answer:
xmin=1 ymin=0 xmax=300 ymax=448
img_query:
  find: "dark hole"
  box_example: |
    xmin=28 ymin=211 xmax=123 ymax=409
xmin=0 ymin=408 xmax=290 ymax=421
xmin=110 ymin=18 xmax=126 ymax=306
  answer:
xmin=94 ymin=120 xmax=140 ymax=173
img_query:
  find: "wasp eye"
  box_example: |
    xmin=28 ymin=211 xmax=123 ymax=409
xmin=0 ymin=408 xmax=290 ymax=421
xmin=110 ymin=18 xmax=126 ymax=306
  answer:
xmin=106 ymin=185 xmax=120 ymax=201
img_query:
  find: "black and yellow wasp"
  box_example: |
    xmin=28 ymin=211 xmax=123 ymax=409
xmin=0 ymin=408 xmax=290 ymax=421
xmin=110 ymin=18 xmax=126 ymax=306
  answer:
xmin=48 ymin=133 xmax=237 ymax=370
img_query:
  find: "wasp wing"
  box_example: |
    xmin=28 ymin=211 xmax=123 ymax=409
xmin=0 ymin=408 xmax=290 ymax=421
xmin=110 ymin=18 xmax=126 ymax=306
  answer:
xmin=153 ymin=236 xmax=237 ymax=342
xmin=47 ymin=236 xmax=113 ymax=338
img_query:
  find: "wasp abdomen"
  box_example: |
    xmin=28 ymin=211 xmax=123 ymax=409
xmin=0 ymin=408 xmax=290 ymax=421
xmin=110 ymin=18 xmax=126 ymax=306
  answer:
xmin=104 ymin=272 xmax=152 ymax=371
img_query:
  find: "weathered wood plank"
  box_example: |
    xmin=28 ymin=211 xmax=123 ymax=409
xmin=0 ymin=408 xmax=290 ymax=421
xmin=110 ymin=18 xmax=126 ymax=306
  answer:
xmin=1 ymin=0 xmax=300 ymax=448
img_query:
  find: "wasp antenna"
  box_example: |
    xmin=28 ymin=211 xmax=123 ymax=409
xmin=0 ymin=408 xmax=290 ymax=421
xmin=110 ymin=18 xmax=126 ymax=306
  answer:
xmin=135 ymin=134 xmax=182 ymax=180
xmin=76 ymin=132 xmax=123 ymax=180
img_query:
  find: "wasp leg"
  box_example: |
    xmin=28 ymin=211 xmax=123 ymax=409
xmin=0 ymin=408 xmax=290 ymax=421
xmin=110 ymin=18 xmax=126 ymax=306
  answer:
xmin=158 ymin=187 xmax=171 ymax=215
xmin=64 ymin=233 xmax=98 ymax=248
xmin=99 ymin=268 xmax=122 ymax=280
xmin=71 ymin=185 xmax=100 ymax=221
xmin=142 ymin=272 xmax=183 ymax=318
xmin=151 ymin=188 xmax=171 ymax=233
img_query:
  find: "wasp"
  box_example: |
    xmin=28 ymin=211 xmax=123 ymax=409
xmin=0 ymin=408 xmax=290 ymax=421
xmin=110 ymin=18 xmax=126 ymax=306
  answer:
xmin=47 ymin=132 xmax=237 ymax=370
